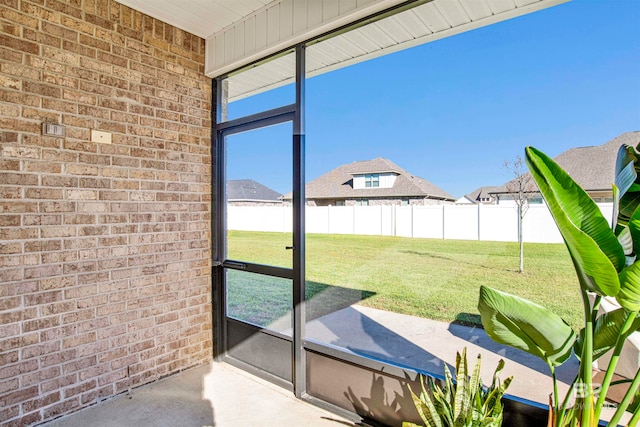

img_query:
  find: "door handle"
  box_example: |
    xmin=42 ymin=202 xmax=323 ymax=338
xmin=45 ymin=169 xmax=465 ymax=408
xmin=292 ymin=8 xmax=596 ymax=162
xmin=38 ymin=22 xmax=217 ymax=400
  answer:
xmin=285 ymin=246 xmax=295 ymax=250
xmin=223 ymin=260 xmax=247 ymax=270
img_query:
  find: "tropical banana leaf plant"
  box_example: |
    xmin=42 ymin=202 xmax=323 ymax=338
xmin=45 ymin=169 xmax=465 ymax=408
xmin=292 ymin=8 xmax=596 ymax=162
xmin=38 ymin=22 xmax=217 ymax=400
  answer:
xmin=403 ymin=348 xmax=512 ymax=427
xmin=478 ymin=144 xmax=640 ymax=426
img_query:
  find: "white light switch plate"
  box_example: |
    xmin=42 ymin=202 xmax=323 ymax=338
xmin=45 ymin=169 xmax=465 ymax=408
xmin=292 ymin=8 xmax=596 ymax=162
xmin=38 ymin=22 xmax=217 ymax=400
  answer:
xmin=91 ymin=130 xmax=112 ymax=144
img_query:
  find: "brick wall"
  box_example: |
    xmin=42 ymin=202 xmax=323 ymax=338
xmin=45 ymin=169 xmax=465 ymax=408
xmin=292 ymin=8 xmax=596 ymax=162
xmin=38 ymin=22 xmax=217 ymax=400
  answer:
xmin=0 ymin=1 xmax=212 ymax=425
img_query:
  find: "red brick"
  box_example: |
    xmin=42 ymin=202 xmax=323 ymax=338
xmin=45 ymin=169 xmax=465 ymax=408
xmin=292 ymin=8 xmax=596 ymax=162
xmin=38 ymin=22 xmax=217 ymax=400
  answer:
xmin=22 ymin=391 xmax=61 ymax=413
xmin=41 ymin=21 xmax=78 ymax=41
xmin=0 ymin=34 xmax=39 ymax=54
xmin=41 ymin=373 xmax=77 ymax=394
xmin=0 ymin=187 xmax=22 ymax=199
xmin=0 ymin=400 xmax=18 ymax=422
xmin=23 ymin=27 xmax=61 ymax=48
xmin=62 ymin=355 xmax=96 ymax=374
xmin=23 ymin=81 xmax=61 ymax=98
xmin=80 ymin=384 xmax=110 ymax=404
xmin=42 ymin=397 xmax=80 ymax=420
xmin=21 ymin=340 xmax=61 ymax=360
xmin=63 ymin=379 xmax=96 ymax=399
xmin=5 ymin=411 xmax=42 ymax=427
xmin=21 ymin=365 xmax=61 ymax=387
xmin=23 ymin=315 xmax=61 ymax=332
xmin=40 ymin=300 xmax=77 ymax=316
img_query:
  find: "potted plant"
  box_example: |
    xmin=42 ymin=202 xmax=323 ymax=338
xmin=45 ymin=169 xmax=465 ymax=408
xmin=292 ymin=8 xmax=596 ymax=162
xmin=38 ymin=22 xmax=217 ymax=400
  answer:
xmin=478 ymin=144 xmax=640 ymax=426
xmin=404 ymin=347 xmax=512 ymax=427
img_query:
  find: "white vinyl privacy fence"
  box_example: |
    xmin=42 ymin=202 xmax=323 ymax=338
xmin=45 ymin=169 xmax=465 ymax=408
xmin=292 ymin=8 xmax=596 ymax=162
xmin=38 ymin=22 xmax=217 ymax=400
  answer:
xmin=227 ymin=204 xmax=614 ymax=244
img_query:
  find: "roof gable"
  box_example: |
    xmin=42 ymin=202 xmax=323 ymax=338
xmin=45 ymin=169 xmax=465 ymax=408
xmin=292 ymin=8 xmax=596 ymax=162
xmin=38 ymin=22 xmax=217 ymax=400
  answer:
xmin=494 ymin=131 xmax=640 ymax=194
xmin=464 ymin=186 xmax=500 ymax=202
xmin=295 ymin=157 xmax=454 ymax=201
xmin=227 ymin=179 xmax=282 ymax=202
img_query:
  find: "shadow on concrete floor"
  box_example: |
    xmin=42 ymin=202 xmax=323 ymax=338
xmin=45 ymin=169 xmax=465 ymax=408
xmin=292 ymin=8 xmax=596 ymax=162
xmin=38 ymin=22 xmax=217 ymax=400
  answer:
xmin=40 ymin=363 xmax=355 ymax=427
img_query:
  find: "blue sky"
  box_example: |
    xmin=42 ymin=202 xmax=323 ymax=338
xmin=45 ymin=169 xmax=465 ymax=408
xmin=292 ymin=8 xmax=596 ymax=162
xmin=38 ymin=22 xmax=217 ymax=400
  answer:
xmin=227 ymin=0 xmax=640 ymax=198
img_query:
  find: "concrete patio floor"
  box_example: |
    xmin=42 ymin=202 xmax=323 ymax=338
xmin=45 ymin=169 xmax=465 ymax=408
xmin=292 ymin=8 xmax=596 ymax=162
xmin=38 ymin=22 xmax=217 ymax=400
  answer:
xmin=40 ymin=304 xmax=631 ymax=426
xmin=41 ymin=362 xmax=355 ymax=427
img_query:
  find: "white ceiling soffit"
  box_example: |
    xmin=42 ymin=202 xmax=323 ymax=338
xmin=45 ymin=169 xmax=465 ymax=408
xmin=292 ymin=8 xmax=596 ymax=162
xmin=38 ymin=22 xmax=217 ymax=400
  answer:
xmin=115 ymin=0 xmax=568 ymax=101
xmin=221 ymin=0 xmax=568 ymax=102
xmin=114 ymin=0 xmax=275 ymax=39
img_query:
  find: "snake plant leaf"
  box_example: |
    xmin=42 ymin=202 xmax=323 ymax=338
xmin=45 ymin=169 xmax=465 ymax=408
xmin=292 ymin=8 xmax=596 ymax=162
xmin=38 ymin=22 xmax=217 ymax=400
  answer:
xmin=469 ymin=353 xmax=481 ymax=403
xmin=574 ymin=308 xmax=640 ymax=361
xmin=525 ymin=146 xmax=623 ymax=295
xmin=618 ymin=261 xmax=640 ymax=312
xmin=406 ymin=377 xmax=442 ymax=427
xmin=478 ymin=286 xmax=576 ymax=367
xmin=453 ymin=349 xmax=469 ymax=425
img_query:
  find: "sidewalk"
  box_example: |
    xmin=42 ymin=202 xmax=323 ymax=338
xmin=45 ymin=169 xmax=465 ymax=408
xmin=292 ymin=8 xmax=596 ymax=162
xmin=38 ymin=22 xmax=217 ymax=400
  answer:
xmin=306 ymin=304 xmax=578 ymax=406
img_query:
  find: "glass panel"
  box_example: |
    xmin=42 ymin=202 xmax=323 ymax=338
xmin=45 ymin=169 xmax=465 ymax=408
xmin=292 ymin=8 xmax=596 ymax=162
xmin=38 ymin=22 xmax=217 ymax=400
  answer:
xmin=226 ymin=269 xmax=292 ymax=335
xmin=225 ymin=122 xmax=293 ymax=269
xmin=302 ymin=2 xmax=599 ymax=408
xmin=221 ymin=51 xmax=295 ymax=122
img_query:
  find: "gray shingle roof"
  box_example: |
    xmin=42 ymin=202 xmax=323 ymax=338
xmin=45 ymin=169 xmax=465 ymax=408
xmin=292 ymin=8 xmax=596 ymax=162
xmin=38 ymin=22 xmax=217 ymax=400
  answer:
xmin=226 ymin=179 xmax=282 ymax=202
xmin=285 ymin=157 xmax=454 ymax=201
xmin=464 ymin=186 xmax=500 ymax=202
xmin=493 ymin=131 xmax=640 ymax=194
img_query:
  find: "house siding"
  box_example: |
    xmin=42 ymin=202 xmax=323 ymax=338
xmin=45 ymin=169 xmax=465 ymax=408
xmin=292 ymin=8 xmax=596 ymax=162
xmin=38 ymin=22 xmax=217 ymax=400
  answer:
xmin=0 ymin=1 xmax=212 ymax=425
xmin=308 ymin=197 xmax=450 ymax=206
xmin=352 ymin=172 xmax=397 ymax=189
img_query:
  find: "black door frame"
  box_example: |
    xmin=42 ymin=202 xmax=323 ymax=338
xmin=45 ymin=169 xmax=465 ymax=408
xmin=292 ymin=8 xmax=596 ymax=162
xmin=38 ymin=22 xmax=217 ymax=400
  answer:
xmin=212 ymin=45 xmax=306 ymax=396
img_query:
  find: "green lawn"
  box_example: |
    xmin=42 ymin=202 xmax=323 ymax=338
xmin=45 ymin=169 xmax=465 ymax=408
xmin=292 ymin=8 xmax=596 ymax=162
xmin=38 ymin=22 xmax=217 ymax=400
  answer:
xmin=227 ymin=231 xmax=583 ymax=331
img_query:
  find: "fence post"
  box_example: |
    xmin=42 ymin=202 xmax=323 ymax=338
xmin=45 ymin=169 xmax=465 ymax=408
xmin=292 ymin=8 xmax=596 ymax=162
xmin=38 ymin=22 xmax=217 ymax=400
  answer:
xmin=411 ymin=205 xmax=414 ymax=238
xmin=352 ymin=205 xmax=355 ymax=235
xmin=477 ymin=204 xmax=481 ymax=241
xmin=442 ymin=204 xmax=445 ymax=239
xmin=392 ymin=205 xmax=396 ymax=237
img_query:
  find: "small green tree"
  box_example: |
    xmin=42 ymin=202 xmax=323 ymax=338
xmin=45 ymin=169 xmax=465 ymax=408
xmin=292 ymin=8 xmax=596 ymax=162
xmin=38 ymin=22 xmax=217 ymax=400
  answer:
xmin=503 ymin=155 xmax=536 ymax=273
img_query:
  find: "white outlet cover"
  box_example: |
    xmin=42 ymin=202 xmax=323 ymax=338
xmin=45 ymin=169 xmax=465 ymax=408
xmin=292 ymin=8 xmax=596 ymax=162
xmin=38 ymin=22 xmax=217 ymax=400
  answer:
xmin=91 ymin=130 xmax=112 ymax=144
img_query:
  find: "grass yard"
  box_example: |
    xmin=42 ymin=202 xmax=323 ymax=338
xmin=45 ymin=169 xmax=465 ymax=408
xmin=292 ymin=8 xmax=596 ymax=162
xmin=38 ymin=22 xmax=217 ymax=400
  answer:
xmin=227 ymin=231 xmax=583 ymax=331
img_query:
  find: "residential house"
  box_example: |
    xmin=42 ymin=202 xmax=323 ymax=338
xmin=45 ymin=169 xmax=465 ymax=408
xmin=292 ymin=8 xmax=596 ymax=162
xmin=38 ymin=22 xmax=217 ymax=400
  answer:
xmin=456 ymin=186 xmax=500 ymax=204
xmin=492 ymin=131 xmax=640 ymax=204
xmin=283 ymin=157 xmax=455 ymax=206
xmin=226 ymin=179 xmax=282 ymax=206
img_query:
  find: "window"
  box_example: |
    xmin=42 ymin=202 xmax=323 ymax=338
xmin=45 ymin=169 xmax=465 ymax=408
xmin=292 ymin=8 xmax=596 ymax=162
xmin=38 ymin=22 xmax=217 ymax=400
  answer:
xmin=355 ymin=199 xmax=369 ymax=206
xmin=335 ymin=201 xmax=345 ymax=206
xmin=529 ymin=197 xmax=543 ymax=204
xmin=401 ymin=198 xmax=410 ymax=206
xmin=364 ymin=174 xmax=379 ymax=188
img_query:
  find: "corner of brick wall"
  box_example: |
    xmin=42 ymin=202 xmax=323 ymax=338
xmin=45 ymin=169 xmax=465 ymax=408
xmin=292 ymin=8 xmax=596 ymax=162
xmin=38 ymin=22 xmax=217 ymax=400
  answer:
xmin=0 ymin=0 xmax=213 ymax=425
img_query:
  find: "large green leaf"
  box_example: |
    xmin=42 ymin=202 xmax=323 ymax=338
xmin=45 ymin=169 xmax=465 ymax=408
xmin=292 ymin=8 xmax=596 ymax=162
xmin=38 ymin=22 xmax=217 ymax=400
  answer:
xmin=478 ymin=286 xmax=576 ymax=367
xmin=618 ymin=261 xmax=640 ymax=312
xmin=574 ymin=308 xmax=640 ymax=361
xmin=525 ymin=146 xmax=623 ymax=296
xmin=614 ymin=145 xmax=640 ymax=264
xmin=615 ymin=145 xmax=640 ymax=229
xmin=627 ymin=203 xmax=640 ymax=266
xmin=615 ymin=145 xmax=638 ymax=198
